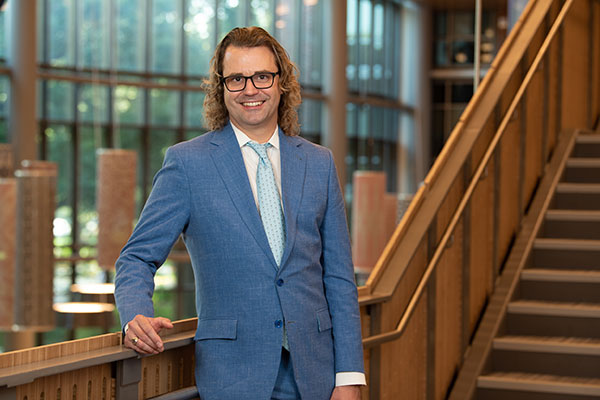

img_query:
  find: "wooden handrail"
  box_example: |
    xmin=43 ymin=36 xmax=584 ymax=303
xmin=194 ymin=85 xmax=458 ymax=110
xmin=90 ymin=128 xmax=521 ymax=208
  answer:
xmin=0 ymin=318 xmax=196 ymax=396
xmin=0 ymin=331 xmax=194 ymax=388
xmin=362 ymin=0 xmax=575 ymax=349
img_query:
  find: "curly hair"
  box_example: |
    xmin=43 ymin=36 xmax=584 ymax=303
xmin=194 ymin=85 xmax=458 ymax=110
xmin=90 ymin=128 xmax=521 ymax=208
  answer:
xmin=203 ymin=27 xmax=301 ymax=136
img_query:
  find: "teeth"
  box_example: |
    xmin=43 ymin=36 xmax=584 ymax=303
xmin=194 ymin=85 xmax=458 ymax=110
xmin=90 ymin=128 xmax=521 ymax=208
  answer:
xmin=242 ymin=101 xmax=263 ymax=107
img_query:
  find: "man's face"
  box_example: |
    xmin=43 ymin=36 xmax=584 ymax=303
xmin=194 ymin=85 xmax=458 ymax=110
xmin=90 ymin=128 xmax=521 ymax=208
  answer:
xmin=222 ymin=45 xmax=281 ymax=139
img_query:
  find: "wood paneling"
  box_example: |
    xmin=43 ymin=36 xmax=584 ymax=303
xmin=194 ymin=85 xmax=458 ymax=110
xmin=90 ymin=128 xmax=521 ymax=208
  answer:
xmin=469 ymin=157 xmax=495 ymax=331
xmin=0 ymin=320 xmax=198 ymax=400
xmin=17 ymin=364 xmax=113 ymax=400
xmin=497 ymin=113 xmax=521 ymax=269
xmin=376 ymin=239 xmax=428 ymax=399
xmin=0 ymin=179 xmax=16 ymax=330
xmin=380 ymin=296 xmax=428 ymax=400
xmin=593 ymin=0 xmax=600 ymax=127
xmin=561 ymin=0 xmax=589 ymax=130
xmin=139 ymin=344 xmax=195 ymax=399
xmin=524 ymin=68 xmax=545 ymax=207
xmin=436 ymin=174 xmax=465 ymax=246
xmin=470 ymin=116 xmax=498 ymax=178
xmin=435 ymin=219 xmax=464 ymax=400
xmin=547 ymin=36 xmax=560 ymax=151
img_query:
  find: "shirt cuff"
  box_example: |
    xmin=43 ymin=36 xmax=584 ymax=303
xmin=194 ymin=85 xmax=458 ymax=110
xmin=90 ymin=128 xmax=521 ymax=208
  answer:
xmin=335 ymin=372 xmax=367 ymax=386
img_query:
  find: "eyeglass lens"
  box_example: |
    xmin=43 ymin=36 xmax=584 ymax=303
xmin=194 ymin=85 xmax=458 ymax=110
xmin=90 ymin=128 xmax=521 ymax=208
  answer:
xmin=224 ymin=73 xmax=275 ymax=91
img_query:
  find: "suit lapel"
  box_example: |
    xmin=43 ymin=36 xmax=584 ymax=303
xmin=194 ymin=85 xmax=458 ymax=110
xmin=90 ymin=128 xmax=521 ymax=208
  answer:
xmin=279 ymin=130 xmax=306 ymax=270
xmin=209 ymin=124 xmax=277 ymax=269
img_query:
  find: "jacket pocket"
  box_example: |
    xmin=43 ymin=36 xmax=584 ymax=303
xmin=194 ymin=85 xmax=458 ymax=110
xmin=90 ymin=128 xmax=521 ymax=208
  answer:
xmin=316 ymin=308 xmax=332 ymax=332
xmin=194 ymin=319 xmax=238 ymax=340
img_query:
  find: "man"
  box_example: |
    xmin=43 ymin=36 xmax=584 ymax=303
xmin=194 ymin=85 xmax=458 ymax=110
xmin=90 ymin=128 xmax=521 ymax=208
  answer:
xmin=114 ymin=26 xmax=365 ymax=400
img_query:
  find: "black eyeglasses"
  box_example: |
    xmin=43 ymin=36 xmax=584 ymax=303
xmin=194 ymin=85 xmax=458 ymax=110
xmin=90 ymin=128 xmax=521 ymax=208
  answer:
xmin=222 ymin=72 xmax=279 ymax=92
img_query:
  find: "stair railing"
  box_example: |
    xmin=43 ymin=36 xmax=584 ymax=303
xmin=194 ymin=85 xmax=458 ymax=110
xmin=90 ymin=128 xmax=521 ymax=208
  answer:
xmin=364 ymin=0 xmax=576 ymax=351
xmin=358 ymin=0 xmax=600 ymax=398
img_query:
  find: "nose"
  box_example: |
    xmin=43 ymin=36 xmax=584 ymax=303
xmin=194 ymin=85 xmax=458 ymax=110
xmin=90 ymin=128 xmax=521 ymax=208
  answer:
xmin=242 ymin=77 xmax=259 ymax=95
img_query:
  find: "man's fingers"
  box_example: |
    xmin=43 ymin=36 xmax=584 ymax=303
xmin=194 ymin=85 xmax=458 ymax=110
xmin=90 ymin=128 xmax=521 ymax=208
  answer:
xmin=124 ymin=333 xmax=156 ymax=354
xmin=128 ymin=315 xmax=163 ymax=353
xmin=127 ymin=327 xmax=159 ymax=354
xmin=135 ymin=316 xmax=166 ymax=350
xmin=131 ymin=335 xmax=157 ymax=354
xmin=152 ymin=317 xmax=174 ymax=332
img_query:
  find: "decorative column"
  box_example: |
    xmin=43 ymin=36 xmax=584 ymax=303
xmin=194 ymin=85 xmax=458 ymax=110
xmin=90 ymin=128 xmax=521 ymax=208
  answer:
xmin=352 ymin=171 xmax=397 ymax=277
xmin=14 ymin=168 xmax=56 ymax=329
xmin=96 ymin=149 xmax=137 ymax=270
xmin=323 ymin=0 xmax=348 ymax=191
xmin=8 ymin=0 xmax=37 ymax=170
xmin=0 ymin=179 xmax=16 ymax=330
xmin=0 ymin=144 xmax=13 ymax=177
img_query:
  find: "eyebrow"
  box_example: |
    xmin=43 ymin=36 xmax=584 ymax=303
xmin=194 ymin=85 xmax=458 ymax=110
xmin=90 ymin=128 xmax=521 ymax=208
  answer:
xmin=224 ymin=70 xmax=277 ymax=77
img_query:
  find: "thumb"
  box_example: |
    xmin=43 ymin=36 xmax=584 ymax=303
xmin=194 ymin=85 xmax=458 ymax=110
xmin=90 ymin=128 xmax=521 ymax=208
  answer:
xmin=153 ymin=317 xmax=174 ymax=331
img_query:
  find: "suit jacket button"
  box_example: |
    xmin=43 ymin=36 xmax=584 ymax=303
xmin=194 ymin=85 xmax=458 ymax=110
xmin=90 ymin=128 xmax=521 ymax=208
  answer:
xmin=274 ymin=320 xmax=283 ymax=328
xmin=276 ymin=279 xmax=284 ymax=287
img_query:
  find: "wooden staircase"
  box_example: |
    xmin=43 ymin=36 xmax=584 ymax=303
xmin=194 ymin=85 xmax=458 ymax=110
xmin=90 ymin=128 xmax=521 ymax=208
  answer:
xmin=476 ymin=134 xmax=600 ymax=400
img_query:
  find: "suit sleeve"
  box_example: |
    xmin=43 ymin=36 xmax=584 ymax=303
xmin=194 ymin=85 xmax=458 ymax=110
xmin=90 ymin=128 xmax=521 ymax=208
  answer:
xmin=114 ymin=146 xmax=191 ymax=330
xmin=320 ymin=150 xmax=365 ymax=374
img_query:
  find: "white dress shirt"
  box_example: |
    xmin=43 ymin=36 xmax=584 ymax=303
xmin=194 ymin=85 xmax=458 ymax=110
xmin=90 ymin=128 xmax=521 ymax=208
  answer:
xmin=231 ymin=122 xmax=366 ymax=388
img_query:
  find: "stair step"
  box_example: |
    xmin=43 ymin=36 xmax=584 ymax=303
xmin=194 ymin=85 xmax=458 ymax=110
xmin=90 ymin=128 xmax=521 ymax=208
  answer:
xmin=534 ymin=238 xmax=600 ymax=251
xmin=556 ymin=183 xmax=600 ymax=193
xmin=574 ymin=134 xmax=600 ymax=152
xmin=494 ymin=336 xmax=600 ymax=355
xmin=478 ymin=372 xmax=600 ymax=397
xmin=563 ymin=159 xmax=600 ymax=183
xmin=521 ymin=269 xmax=600 ymax=283
xmin=541 ymin=210 xmax=600 ymax=239
xmin=573 ymin=134 xmax=600 ymax=159
xmin=491 ymin=335 xmax=600 ymax=379
xmin=551 ymin=184 xmax=600 ymax=210
xmin=576 ymin=134 xmax=600 ymax=144
xmin=506 ymin=301 xmax=600 ymax=339
xmin=508 ymin=300 xmax=600 ymax=318
xmin=546 ymin=209 xmax=600 ymax=221
xmin=566 ymin=158 xmax=600 ymax=168
xmin=532 ymin=239 xmax=600 ymax=270
xmin=519 ymin=269 xmax=600 ymax=303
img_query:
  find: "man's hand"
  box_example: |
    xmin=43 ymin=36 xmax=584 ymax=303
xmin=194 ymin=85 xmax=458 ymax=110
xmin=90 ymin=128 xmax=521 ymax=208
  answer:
xmin=123 ymin=315 xmax=174 ymax=354
xmin=330 ymin=385 xmax=362 ymax=400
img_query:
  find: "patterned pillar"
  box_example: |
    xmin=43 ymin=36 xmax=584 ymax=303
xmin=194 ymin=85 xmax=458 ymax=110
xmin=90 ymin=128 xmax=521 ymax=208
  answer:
xmin=0 ymin=179 xmax=16 ymax=329
xmin=352 ymin=171 xmax=398 ymax=274
xmin=97 ymin=149 xmax=137 ymax=270
xmin=14 ymin=168 xmax=56 ymax=329
xmin=0 ymin=144 xmax=13 ymax=178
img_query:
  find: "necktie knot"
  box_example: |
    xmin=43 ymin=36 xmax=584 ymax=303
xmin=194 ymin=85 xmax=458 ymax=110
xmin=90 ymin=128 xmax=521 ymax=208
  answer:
xmin=246 ymin=141 xmax=271 ymax=162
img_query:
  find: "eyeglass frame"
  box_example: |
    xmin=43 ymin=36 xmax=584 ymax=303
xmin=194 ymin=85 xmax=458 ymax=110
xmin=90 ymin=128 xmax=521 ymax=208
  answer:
xmin=221 ymin=71 xmax=280 ymax=92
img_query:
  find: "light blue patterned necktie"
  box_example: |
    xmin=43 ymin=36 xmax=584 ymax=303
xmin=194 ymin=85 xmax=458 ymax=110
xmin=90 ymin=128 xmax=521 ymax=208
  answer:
xmin=246 ymin=141 xmax=286 ymax=266
xmin=247 ymin=141 xmax=289 ymax=350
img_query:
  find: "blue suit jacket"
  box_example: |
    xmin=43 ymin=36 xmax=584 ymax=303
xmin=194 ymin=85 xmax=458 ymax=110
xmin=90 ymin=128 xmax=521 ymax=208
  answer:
xmin=114 ymin=123 xmax=364 ymax=399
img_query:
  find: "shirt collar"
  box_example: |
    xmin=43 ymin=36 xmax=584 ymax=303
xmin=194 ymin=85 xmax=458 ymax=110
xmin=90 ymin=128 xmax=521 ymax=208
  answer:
xmin=232 ymin=122 xmax=280 ymax=150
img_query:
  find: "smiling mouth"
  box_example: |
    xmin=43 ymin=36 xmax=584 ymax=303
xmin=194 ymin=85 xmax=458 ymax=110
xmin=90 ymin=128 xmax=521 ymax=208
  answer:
xmin=241 ymin=101 xmax=265 ymax=107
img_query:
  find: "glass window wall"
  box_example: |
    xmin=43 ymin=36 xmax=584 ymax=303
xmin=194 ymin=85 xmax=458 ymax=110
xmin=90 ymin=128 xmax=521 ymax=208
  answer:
xmin=0 ymin=0 xmax=420 ymax=344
